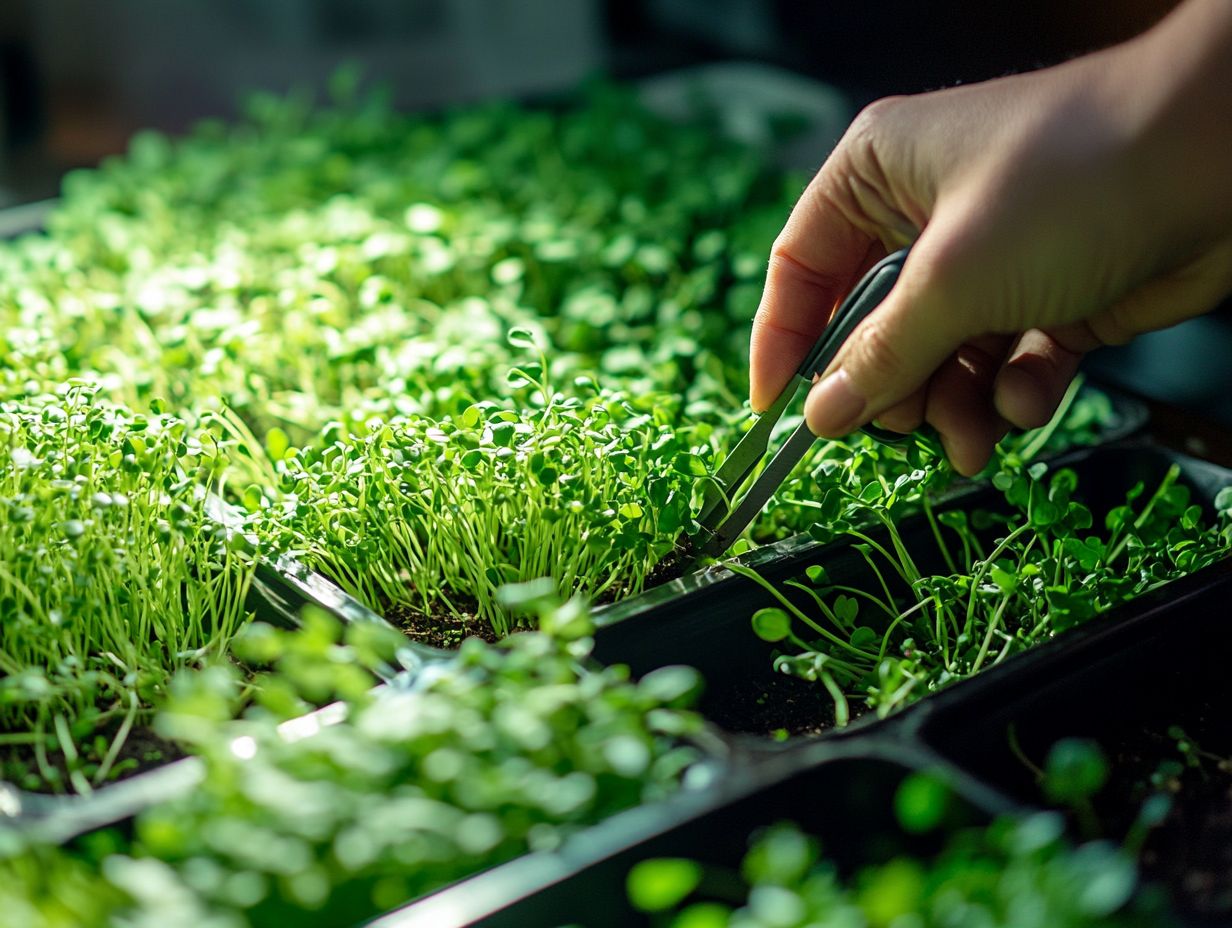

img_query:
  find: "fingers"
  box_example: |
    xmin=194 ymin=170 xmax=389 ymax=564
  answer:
xmin=991 ymin=236 xmax=1232 ymax=431
xmin=994 ymin=328 xmax=1086 ymax=430
xmin=749 ymin=241 xmax=873 ymax=412
xmin=925 ymin=336 xmax=1013 ymax=476
xmin=749 ymin=138 xmax=899 ymax=412
xmin=875 ymin=388 xmax=926 ymax=433
xmin=802 ymin=239 xmax=969 ymax=437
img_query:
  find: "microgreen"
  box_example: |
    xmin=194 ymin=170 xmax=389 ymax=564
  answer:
xmin=629 ymin=779 xmax=1169 ymax=926
xmin=239 ymin=332 xmax=701 ymax=634
xmin=0 ymin=385 xmax=255 ymax=792
xmin=1155 ymin=725 xmax=1232 ymax=785
xmin=0 ymin=80 xmax=1128 ymax=654
xmin=0 ymin=600 xmax=708 ymax=925
xmin=744 ymin=457 xmax=1232 ymax=725
xmin=0 ymin=83 xmax=791 ymax=449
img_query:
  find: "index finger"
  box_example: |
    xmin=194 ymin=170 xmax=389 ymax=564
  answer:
xmin=748 ymin=166 xmax=879 ymax=412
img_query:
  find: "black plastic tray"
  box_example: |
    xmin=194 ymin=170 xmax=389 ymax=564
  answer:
xmin=240 ymin=383 xmax=1147 ymax=671
xmin=588 ymin=443 xmax=1232 ymax=744
xmin=343 ymin=443 xmax=1232 ymax=926
xmin=915 ymin=553 xmax=1232 ymax=925
xmin=368 ymin=741 xmax=1010 ymax=928
xmin=6 ymin=448 xmax=1220 ymax=921
xmin=4 ymin=440 xmax=1202 ymax=842
xmin=0 ymin=495 xmax=409 ymax=830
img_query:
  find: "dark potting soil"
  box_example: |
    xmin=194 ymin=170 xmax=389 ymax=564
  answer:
xmin=1091 ymin=696 xmax=1232 ymax=916
xmin=703 ymin=672 xmax=864 ymax=738
xmin=593 ymin=547 xmax=691 ymax=608
xmin=383 ymin=600 xmax=504 ymax=649
xmin=381 ymin=550 xmax=690 ymax=650
xmin=0 ymin=724 xmax=184 ymax=795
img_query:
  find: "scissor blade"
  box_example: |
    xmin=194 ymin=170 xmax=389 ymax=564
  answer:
xmin=694 ymin=382 xmax=797 ymax=530
xmin=697 ymin=417 xmax=817 ymax=558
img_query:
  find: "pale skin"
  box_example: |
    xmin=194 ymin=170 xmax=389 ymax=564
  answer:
xmin=750 ymin=0 xmax=1232 ymax=476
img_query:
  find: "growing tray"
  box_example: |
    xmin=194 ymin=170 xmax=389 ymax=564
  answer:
xmin=367 ymin=440 xmax=1232 ymax=926
xmin=245 ymin=381 xmax=1145 ymax=666
xmin=0 ymin=496 xmax=411 ymax=828
xmin=217 ymin=442 xmax=1232 ymax=925
xmin=587 ymin=442 xmax=1232 ymax=744
xmin=914 ymin=555 xmax=1232 ymax=923
xmin=4 ymin=443 xmax=1223 ymax=924
xmin=367 ymin=742 xmax=1011 ymax=928
xmin=8 ymin=403 xmax=1154 ymax=825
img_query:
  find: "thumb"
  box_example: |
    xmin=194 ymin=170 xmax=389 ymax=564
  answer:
xmin=803 ymin=239 xmax=971 ymax=438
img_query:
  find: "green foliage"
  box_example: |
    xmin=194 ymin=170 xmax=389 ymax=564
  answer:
xmin=893 ymin=772 xmax=951 ymax=834
xmin=0 ymin=80 xmax=1131 ymax=647
xmin=0 ymin=85 xmax=783 ymax=442
xmin=0 ymin=385 xmax=255 ymax=792
xmin=628 ymin=859 xmax=704 ymax=913
xmin=0 ymin=605 xmax=706 ymax=926
xmin=241 ymin=346 xmax=700 ymax=632
xmin=1044 ymin=739 xmax=1110 ymax=806
xmin=749 ymin=455 xmax=1232 ymax=724
xmin=0 ymin=847 xmax=130 ymax=928
xmin=638 ymin=813 xmax=1170 ymax=927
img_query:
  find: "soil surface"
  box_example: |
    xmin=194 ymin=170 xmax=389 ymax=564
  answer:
xmin=381 ymin=550 xmax=691 ymax=650
xmin=704 ymin=672 xmax=863 ymax=738
xmin=1093 ymin=695 xmax=1232 ymax=916
xmin=383 ymin=600 xmax=503 ymax=649
xmin=1 ymin=724 xmax=184 ymax=795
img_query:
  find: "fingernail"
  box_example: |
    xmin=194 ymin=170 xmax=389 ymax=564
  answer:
xmin=804 ymin=369 xmax=866 ymax=436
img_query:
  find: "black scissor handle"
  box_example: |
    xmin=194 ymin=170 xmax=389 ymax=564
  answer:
xmin=796 ymin=247 xmax=910 ymax=445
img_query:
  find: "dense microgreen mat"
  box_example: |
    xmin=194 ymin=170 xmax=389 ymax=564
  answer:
xmin=0 ymin=601 xmax=709 ymax=926
xmin=241 ymin=332 xmax=701 ymax=633
xmin=0 ymin=386 xmax=255 ymax=791
xmin=0 ymin=80 xmax=1130 ymax=640
xmin=0 ymin=83 xmax=795 ymax=785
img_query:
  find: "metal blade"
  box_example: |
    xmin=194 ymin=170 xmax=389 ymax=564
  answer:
xmin=697 ymin=417 xmax=817 ymax=558
xmin=694 ymin=381 xmax=798 ymax=531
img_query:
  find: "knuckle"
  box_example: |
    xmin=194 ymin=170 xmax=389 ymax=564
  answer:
xmin=765 ymin=243 xmax=845 ymax=296
xmin=848 ymin=95 xmax=906 ymax=141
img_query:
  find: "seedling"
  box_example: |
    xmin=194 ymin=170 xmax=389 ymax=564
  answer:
xmin=241 ymin=331 xmax=700 ymax=635
xmin=630 ymin=798 xmax=1165 ymax=926
xmin=0 ymin=386 xmax=255 ymax=792
xmin=0 ymin=600 xmax=708 ymax=925
xmin=745 ymin=456 xmax=1232 ymax=725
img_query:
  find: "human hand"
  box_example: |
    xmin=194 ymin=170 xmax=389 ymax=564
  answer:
xmin=750 ymin=0 xmax=1232 ymax=475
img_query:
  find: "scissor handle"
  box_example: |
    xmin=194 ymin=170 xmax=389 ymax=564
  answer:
xmin=797 ymin=247 xmax=910 ymax=445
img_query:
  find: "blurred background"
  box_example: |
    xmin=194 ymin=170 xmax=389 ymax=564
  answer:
xmin=1 ymin=0 xmax=1229 ymax=425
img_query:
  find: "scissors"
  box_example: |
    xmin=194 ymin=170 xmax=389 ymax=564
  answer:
xmin=690 ymin=248 xmax=910 ymax=560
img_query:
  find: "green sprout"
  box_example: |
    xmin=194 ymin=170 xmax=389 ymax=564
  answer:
xmin=630 ymin=808 xmax=1167 ymax=928
xmin=743 ymin=457 xmax=1232 ymax=726
xmin=1 ymin=602 xmax=708 ymax=926
xmin=240 ymin=331 xmax=701 ymax=635
xmin=0 ymin=385 xmax=255 ymax=792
